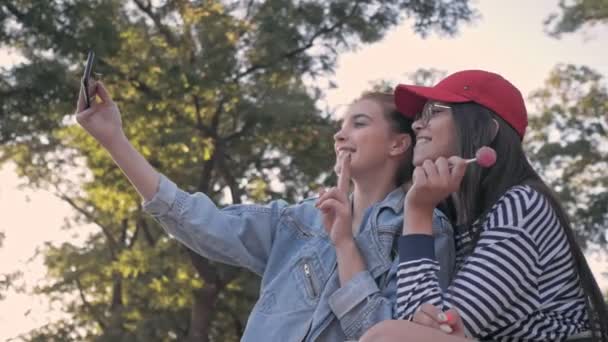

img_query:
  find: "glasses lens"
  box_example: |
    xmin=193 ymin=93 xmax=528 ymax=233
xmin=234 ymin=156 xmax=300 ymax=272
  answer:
xmin=418 ymin=102 xmax=450 ymax=124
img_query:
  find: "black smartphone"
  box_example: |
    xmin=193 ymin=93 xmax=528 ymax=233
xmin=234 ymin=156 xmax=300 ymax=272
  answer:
xmin=81 ymin=51 xmax=95 ymax=109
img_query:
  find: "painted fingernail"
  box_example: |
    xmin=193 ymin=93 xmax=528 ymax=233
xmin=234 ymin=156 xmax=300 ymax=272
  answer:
xmin=439 ymin=324 xmax=453 ymax=334
xmin=437 ymin=312 xmax=447 ymax=322
xmin=445 ymin=311 xmax=454 ymax=323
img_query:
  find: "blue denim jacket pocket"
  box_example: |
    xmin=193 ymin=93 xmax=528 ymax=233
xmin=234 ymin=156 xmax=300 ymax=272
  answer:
xmin=294 ymin=255 xmax=324 ymax=302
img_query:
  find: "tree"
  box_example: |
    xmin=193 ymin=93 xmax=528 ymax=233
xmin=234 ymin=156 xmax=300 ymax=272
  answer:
xmin=544 ymin=0 xmax=608 ymax=37
xmin=0 ymin=0 xmax=475 ymax=340
xmin=0 ymin=231 xmax=23 ymax=301
xmin=541 ymin=0 xmax=608 ymax=301
xmin=526 ymin=64 xmax=608 ymax=250
xmin=406 ymin=68 xmax=447 ymax=87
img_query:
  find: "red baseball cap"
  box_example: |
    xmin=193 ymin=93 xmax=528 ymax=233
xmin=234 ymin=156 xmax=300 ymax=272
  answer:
xmin=394 ymin=70 xmax=528 ymax=138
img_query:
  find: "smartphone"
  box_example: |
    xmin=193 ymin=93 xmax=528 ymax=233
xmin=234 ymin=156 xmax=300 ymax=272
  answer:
xmin=81 ymin=51 xmax=95 ymax=109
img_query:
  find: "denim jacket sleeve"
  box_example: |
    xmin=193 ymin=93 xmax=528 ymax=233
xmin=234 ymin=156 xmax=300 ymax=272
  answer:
xmin=328 ymin=264 xmax=398 ymax=339
xmin=327 ymin=208 xmax=455 ymax=339
xmin=142 ymin=174 xmax=287 ymax=276
xmin=432 ymin=209 xmax=456 ymax=290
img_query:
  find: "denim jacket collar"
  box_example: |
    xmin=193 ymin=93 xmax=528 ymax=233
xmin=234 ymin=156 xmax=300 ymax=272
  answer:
xmin=349 ymin=185 xmax=405 ymax=215
xmin=378 ymin=186 xmax=406 ymax=214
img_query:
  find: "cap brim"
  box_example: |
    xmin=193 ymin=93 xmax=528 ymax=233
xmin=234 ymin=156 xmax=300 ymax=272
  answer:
xmin=394 ymin=84 xmax=471 ymax=118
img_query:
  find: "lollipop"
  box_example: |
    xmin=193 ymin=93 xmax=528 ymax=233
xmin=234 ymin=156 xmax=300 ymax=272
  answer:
xmin=465 ymin=146 xmax=497 ymax=168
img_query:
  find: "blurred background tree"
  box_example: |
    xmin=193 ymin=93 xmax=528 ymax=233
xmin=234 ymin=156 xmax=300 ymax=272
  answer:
xmin=0 ymin=231 xmax=23 ymax=301
xmin=544 ymin=0 xmax=608 ymax=37
xmin=0 ymin=0 xmax=475 ymax=340
xmin=539 ymin=0 xmax=608 ymax=257
xmin=527 ymin=64 xmax=607 ymax=250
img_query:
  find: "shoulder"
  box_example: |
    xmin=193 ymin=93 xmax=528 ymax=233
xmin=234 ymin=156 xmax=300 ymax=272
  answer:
xmin=281 ymin=196 xmax=325 ymax=230
xmin=221 ymin=198 xmax=292 ymax=214
xmin=496 ymin=185 xmax=544 ymax=209
xmin=483 ymin=185 xmax=561 ymax=238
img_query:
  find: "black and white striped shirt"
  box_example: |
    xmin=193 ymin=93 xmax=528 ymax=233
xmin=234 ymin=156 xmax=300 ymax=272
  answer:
xmin=396 ymin=185 xmax=589 ymax=341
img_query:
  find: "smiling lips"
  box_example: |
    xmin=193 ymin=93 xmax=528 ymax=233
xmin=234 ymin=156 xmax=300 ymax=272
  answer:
xmin=336 ymin=147 xmax=356 ymax=155
xmin=416 ymin=136 xmax=431 ymax=144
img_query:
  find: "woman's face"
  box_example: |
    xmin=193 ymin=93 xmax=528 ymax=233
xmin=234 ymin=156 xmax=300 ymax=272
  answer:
xmin=333 ymin=99 xmax=408 ymax=177
xmin=412 ymin=101 xmax=459 ymax=166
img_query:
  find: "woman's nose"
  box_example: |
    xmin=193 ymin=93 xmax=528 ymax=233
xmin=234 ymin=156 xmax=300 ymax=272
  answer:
xmin=412 ymin=119 xmax=425 ymax=133
xmin=334 ymin=128 xmax=346 ymax=142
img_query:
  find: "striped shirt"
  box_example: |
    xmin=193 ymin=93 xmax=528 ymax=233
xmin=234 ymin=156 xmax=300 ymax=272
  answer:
xmin=396 ymin=185 xmax=589 ymax=341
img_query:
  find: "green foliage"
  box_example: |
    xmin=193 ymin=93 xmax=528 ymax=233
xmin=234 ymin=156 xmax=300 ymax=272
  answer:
xmin=406 ymin=68 xmax=447 ymax=86
xmin=0 ymin=0 xmax=475 ymax=340
xmin=544 ymin=0 xmax=608 ymax=37
xmin=527 ymin=64 xmax=608 ymax=249
xmin=0 ymin=231 xmax=23 ymax=301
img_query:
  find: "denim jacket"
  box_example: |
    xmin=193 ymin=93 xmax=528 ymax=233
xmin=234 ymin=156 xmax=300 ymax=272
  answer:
xmin=143 ymin=174 xmax=455 ymax=341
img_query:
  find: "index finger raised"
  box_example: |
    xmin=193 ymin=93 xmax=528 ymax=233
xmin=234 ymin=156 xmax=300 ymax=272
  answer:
xmin=337 ymin=152 xmax=351 ymax=194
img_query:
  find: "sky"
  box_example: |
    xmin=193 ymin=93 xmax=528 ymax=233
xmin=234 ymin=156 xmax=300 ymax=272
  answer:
xmin=1 ymin=0 xmax=607 ymax=340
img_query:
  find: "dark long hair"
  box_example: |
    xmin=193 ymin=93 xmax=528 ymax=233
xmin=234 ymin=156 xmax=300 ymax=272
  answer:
xmin=356 ymin=92 xmax=415 ymax=186
xmin=450 ymin=102 xmax=608 ymax=341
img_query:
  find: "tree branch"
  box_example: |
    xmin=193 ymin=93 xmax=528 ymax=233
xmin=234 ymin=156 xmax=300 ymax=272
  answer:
xmin=74 ymin=275 xmax=107 ymax=331
xmin=56 ymin=193 xmax=119 ymax=258
xmin=193 ymin=95 xmax=216 ymax=138
xmin=218 ymin=157 xmax=243 ymax=204
xmin=244 ymin=0 xmax=256 ymax=21
xmin=127 ymin=220 xmax=140 ymax=249
xmin=119 ymin=218 xmax=128 ymax=245
xmin=187 ymin=250 xmax=218 ymax=284
xmin=234 ymin=1 xmax=362 ymax=80
xmin=110 ymin=275 xmax=123 ymax=311
xmin=132 ymin=0 xmax=178 ymax=46
xmin=139 ymin=217 xmax=157 ymax=247
xmin=3 ymin=2 xmax=27 ymax=22
xmin=195 ymin=94 xmax=227 ymax=193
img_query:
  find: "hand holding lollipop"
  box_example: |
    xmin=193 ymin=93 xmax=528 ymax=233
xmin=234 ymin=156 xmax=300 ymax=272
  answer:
xmin=406 ymin=146 xmax=498 ymax=221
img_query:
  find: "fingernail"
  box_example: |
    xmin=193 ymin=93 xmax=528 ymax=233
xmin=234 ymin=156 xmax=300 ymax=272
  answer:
xmin=445 ymin=311 xmax=453 ymax=323
xmin=439 ymin=324 xmax=453 ymax=334
xmin=437 ymin=312 xmax=447 ymax=322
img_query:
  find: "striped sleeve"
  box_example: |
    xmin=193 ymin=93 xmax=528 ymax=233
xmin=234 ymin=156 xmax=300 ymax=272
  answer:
xmin=396 ymin=187 xmax=578 ymax=341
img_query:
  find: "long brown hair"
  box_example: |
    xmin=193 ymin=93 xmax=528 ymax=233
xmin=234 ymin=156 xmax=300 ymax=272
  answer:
xmin=450 ymin=102 xmax=608 ymax=341
xmin=355 ymin=92 xmax=415 ymax=186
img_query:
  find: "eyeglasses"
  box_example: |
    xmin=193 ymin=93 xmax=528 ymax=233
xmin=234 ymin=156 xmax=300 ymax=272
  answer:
xmin=415 ymin=102 xmax=451 ymax=126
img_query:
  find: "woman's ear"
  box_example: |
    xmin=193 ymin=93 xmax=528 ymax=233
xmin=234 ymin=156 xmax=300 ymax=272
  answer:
xmin=390 ymin=133 xmax=412 ymax=156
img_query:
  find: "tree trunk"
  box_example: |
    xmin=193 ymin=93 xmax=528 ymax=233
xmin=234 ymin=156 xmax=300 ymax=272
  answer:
xmin=187 ymin=284 xmax=219 ymax=342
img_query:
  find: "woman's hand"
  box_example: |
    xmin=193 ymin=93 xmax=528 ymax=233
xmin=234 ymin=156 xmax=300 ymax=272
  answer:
xmin=412 ymin=303 xmax=466 ymax=337
xmin=316 ymin=152 xmax=353 ymax=247
xmin=75 ymin=81 xmax=125 ymax=149
xmin=403 ymin=156 xmax=467 ymax=235
xmin=405 ymin=157 xmax=467 ymax=211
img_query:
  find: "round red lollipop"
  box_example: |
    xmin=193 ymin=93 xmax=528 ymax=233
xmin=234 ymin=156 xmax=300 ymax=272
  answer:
xmin=463 ymin=146 xmax=497 ymax=168
xmin=475 ymin=146 xmax=497 ymax=168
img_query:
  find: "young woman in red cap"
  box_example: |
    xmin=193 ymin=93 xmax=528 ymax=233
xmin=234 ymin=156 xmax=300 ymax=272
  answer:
xmin=361 ymin=70 xmax=608 ymax=341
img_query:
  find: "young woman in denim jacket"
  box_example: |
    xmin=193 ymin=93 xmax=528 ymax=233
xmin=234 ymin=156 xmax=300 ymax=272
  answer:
xmin=74 ymin=83 xmax=455 ymax=341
